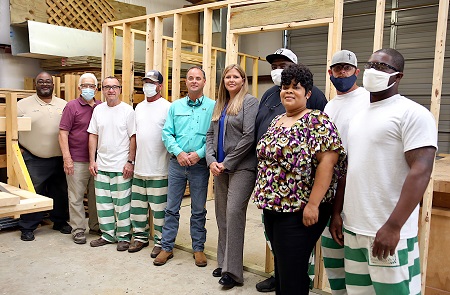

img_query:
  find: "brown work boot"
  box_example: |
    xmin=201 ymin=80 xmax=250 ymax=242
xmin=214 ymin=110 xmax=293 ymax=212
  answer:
xmin=128 ymin=241 xmax=149 ymax=253
xmin=150 ymin=246 xmax=162 ymax=258
xmin=193 ymin=251 xmax=207 ymax=267
xmin=117 ymin=241 xmax=130 ymax=251
xmin=153 ymin=250 xmax=173 ymax=266
xmin=90 ymin=237 xmax=111 ymax=247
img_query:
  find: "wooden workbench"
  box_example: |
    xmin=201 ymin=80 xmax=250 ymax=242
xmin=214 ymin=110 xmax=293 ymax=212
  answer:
xmin=0 ymin=182 xmax=52 ymax=218
xmin=425 ymin=155 xmax=450 ymax=294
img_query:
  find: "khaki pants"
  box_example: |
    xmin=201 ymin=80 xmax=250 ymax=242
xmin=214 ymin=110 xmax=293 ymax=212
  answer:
xmin=67 ymin=162 xmax=99 ymax=235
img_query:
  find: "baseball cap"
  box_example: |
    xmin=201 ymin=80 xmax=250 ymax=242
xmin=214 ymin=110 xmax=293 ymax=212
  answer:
xmin=142 ymin=70 xmax=163 ymax=84
xmin=266 ymin=48 xmax=298 ymax=64
xmin=331 ymin=50 xmax=357 ymax=67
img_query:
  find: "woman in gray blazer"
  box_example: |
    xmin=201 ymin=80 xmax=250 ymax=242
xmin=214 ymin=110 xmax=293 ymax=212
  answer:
xmin=206 ymin=64 xmax=259 ymax=289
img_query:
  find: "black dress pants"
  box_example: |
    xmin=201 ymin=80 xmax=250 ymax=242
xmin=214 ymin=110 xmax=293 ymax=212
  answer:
xmin=263 ymin=203 xmax=332 ymax=295
xmin=19 ymin=151 xmax=69 ymax=232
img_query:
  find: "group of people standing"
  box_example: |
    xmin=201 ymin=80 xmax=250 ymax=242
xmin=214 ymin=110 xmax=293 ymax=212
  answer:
xmin=16 ymin=46 xmax=437 ymax=295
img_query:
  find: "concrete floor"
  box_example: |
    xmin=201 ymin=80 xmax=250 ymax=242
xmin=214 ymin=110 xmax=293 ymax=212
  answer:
xmin=0 ymin=199 xmax=320 ymax=295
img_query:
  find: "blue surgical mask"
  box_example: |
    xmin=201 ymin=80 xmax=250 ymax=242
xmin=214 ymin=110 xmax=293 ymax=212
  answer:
xmin=81 ymin=88 xmax=95 ymax=101
xmin=330 ymin=75 xmax=357 ymax=93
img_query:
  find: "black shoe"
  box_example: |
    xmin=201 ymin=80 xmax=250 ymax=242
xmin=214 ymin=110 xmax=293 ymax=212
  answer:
xmin=53 ymin=223 xmax=72 ymax=234
xmin=219 ymin=274 xmax=240 ymax=289
xmin=256 ymin=276 xmax=276 ymax=292
xmin=212 ymin=267 xmax=222 ymax=277
xmin=21 ymin=231 xmax=35 ymax=241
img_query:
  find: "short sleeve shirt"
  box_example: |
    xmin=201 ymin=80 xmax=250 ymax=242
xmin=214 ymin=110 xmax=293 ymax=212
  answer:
xmin=253 ymin=110 xmax=346 ymax=212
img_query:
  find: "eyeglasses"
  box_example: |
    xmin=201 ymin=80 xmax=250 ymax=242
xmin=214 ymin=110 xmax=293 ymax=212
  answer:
xmin=36 ymin=80 xmax=53 ymax=86
xmin=80 ymin=84 xmax=97 ymax=89
xmin=364 ymin=62 xmax=399 ymax=72
xmin=102 ymin=85 xmax=121 ymax=91
xmin=331 ymin=64 xmax=355 ymax=72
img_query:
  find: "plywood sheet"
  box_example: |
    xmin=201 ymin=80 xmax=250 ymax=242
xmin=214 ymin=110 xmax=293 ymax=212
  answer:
xmin=10 ymin=0 xmax=47 ymax=24
xmin=229 ymin=0 xmax=334 ymax=30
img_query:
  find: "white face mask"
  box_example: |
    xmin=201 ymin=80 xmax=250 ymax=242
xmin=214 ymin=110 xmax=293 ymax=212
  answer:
xmin=143 ymin=83 xmax=158 ymax=98
xmin=363 ymin=68 xmax=399 ymax=93
xmin=271 ymin=69 xmax=283 ymax=86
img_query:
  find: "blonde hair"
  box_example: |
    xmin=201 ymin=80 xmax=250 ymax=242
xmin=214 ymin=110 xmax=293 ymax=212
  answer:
xmin=212 ymin=64 xmax=249 ymax=121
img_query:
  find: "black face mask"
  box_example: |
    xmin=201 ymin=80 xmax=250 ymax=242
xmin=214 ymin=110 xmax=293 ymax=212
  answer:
xmin=330 ymin=75 xmax=357 ymax=93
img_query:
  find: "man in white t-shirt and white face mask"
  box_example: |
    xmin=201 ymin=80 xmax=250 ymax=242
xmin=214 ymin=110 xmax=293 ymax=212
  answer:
xmin=343 ymin=48 xmax=437 ymax=294
xmin=128 ymin=70 xmax=171 ymax=258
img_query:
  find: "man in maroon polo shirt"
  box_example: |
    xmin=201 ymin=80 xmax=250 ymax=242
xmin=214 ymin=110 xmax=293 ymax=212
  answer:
xmin=59 ymin=73 xmax=102 ymax=244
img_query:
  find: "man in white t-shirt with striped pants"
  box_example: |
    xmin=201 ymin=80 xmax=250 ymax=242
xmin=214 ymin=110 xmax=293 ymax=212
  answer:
xmin=87 ymin=76 xmax=136 ymax=251
xmin=321 ymin=50 xmax=370 ymax=295
xmin=343 ymin=48 xmax=437 ymax=294
xmin=128 ymin=70 xmax=171 ymax=258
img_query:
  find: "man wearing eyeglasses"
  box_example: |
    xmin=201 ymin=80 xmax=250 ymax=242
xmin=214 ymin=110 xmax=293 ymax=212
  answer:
xmin=254 ymin=48 xmax=328 ymax=292
xmin=154 ymin=66 xmax=215 ymax=267
xmin=17 ymin=71 xmax=71 ymax=241
xmin=128 ymin=70 xmax=171 ymax=258
xmin=319 ymin=50 xmax=370 ymax=295
xmin=342 ymin=48 xmax=437 ymax=294
xmin=59 ymin=73 xmax=101 ymax=244
xmin=87 ymin=76 xmax=136 ymax=251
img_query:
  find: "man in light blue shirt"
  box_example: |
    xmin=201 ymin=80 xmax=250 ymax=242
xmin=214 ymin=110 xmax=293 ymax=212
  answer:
xmin=154 ymin=66 xmax=215 ymax=267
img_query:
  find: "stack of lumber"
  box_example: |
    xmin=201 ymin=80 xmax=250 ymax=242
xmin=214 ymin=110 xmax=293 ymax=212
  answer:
xmin=40 ymin=56 xmax=146 ymax=73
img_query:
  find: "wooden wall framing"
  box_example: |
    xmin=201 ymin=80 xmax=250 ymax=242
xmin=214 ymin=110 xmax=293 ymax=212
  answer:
xmin=104 ymin=0 xmax=448 ymax=293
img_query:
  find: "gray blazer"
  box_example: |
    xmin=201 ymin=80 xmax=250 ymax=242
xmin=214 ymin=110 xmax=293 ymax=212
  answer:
xmin=206 ymin=94 xmax=259 ymax=172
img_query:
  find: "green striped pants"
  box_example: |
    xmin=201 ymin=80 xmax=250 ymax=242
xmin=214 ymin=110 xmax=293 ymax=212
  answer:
xmin=130 ymin=175 xmax=168 ymax=246
xmin=261 ymin=213 xmax=315 ymax=288
xmin=344 ymin=228 xmax=421 ymax=295
xmin=321 ymin=220 xmax=347 ymax=295
xmin=94 ymin=170 xmax=132 ymax=243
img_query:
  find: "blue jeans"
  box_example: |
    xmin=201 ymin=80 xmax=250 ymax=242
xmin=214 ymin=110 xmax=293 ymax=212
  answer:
xmin=160 ymin=158 xmax=209 ymax=252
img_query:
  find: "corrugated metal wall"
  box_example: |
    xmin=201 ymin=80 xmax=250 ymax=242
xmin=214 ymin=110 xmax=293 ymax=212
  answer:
xmin=289 ymin=0 xmax=449 ymax=153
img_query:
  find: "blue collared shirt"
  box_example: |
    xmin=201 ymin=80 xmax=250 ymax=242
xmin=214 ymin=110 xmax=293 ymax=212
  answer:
xmin=162 ymin=96 xmax=215 ymax=158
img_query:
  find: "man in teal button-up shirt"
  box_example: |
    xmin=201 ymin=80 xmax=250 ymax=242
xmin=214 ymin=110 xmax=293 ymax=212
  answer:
xmin=154 ymin=66 xmax=215 ymax=267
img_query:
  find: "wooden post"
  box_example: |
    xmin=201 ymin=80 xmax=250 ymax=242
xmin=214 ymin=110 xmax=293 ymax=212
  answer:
xmin=54 ymin=76 xmax=61 ymax=98
xmin=202 ymin=7 xmax=213 ymax=98
xmin=172 ymin=13 xmax=182 ymax=101
xmin=145 ymin=17 xmax=155 ymax=72
xmin=121 ymin=22 xmax=133 ymax=105
xmin=325 ymin=0 xmax=343 ymax=100
xmin=373 ymin=0 xmax=386 ymax=51
xmin=226 ymin=5 xmax=239 ymax=65
xmin=251 ymin=57 xmax=258 ymax=97
xmin=210 ymin=49 xmax=218 ymax=99
xmin=6 ymin=93 xmax=19 ymax=187
xmin=153 ymin=17 xmax=164 ymax=72
xmin=239 ymin=55 xmax=246 ymax=70
xmin=420 ymin=0 xmax=448 ymax=293
xmin=102 ymin=24 xmax=115 ymax=81
xmin=162 ymin=39 xmax=169 ymax=100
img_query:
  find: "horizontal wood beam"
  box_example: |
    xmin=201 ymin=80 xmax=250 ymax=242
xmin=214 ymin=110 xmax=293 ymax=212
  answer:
xmin=230 ymin=17 xmax=332 ymax=35
xmin=0 ymin=117 xmax=31 ymax=132
xmin=104 ymin=0 xmax=268 ymax=27
xmin=230 ymin=0 xmax=334 ymax=30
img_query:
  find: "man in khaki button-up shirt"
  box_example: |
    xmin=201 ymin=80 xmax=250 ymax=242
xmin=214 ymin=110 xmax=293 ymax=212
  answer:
xmin=17 ymin=72 xmax=71 ymax=241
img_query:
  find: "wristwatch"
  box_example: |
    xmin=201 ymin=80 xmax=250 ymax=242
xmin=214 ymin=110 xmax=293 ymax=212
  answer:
xmin=127 ymin=160 xmax=135 ymax=165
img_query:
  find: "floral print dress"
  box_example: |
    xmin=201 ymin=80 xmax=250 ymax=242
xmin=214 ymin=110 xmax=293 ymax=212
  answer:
xmin=252 ymin=110 xmax=346 ymax=212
